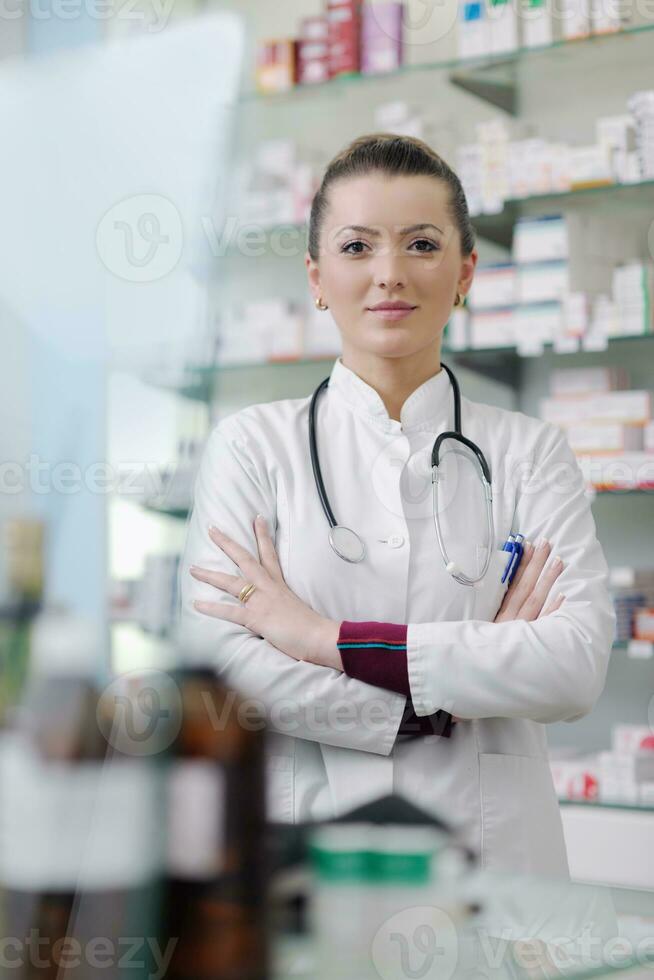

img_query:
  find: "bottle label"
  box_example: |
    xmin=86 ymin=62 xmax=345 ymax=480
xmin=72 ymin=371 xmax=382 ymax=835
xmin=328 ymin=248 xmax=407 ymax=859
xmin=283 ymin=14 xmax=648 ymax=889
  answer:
xmin=166 ymin=759 xmax=225 ymax=879
xmin=0 ymin=733 xmax=164 ymax=890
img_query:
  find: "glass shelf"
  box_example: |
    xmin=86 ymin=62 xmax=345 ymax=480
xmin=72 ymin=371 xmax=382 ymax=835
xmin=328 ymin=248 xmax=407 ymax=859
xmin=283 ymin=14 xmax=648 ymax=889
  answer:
xmin=239 ymin=23 xmax=654 ymax=117
xmin=140 ymin=501 xmax=191 ymax=521
xmin=144 ymin=331 xmax=654 ymax=402
xmin=559 ymin=799 xmax=654 ymax=813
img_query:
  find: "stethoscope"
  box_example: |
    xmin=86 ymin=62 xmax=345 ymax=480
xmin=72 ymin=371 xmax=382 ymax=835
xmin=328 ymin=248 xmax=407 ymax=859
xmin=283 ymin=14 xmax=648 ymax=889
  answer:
xmin=308 ymin=362 xmax=495 ymax=586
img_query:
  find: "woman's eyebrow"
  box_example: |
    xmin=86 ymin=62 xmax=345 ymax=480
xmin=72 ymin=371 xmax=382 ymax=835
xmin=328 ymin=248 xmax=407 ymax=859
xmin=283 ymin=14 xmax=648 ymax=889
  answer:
xmin=337 ymin=222 xmax=444 ymax=237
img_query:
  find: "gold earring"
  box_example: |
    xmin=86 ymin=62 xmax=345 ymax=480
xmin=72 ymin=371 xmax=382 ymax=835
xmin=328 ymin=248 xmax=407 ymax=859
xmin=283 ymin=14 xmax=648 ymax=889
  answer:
xmin=315 ymin=296 xmax=328 ymax=311
xmin=454 ymin=292 xmax=463 ymax=308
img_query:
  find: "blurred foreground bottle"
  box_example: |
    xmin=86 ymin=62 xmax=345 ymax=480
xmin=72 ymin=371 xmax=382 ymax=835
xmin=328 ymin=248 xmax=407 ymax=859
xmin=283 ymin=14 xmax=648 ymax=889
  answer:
xmin=0 ymin=518 xmax=45 ymax=723
xmin=0 ymin=610 xmax=170 ymax=979
xmin=162 ymin=666 xmax=269 ymax=980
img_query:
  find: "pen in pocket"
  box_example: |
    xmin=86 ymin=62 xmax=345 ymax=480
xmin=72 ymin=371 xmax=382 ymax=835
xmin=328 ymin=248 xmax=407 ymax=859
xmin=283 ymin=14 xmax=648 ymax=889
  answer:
xmin=501 ymin=533 xmax=525 ymax=585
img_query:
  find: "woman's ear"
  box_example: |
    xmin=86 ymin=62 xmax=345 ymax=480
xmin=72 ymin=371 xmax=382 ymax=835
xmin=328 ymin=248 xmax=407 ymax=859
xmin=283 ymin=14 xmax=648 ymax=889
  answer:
xmin=306 ymin=252 xmax=323 ymax=303
xmin=458 ymin=248 xmax=478 ymax=298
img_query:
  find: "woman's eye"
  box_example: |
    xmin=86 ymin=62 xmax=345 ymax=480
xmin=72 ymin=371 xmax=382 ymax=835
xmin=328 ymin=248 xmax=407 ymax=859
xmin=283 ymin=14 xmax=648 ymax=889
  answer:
xmin=341 ymin=240 xmax=367 ymax=255
xmin=341 ymin=239 xmax=440 ymax=255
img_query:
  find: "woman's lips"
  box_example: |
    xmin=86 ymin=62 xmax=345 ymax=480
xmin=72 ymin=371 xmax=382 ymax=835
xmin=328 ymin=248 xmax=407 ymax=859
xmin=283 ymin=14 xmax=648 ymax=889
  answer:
xmin=367 ymin=307 xmax=417 ymax=321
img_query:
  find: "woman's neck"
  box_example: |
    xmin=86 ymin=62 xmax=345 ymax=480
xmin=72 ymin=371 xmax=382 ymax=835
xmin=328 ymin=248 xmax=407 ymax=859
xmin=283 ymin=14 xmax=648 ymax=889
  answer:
xmin=340 ymin=345 xmax=443 ymax=422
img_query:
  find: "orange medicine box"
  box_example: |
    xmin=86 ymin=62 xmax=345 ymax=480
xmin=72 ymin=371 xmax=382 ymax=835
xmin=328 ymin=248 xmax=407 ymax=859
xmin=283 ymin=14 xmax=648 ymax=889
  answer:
xmin=255 ymin=38 xmax=297 ymax=94
xmin=635 ymin=608 xmax=654 ymax=642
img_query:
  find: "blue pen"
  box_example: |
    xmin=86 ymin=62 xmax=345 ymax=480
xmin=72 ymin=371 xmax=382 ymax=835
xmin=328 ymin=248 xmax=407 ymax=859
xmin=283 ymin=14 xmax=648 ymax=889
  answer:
xmin=501 ymin=535 xmax=515 ymax=584
xmin=507 ymin=533 xmax=525 ymax=585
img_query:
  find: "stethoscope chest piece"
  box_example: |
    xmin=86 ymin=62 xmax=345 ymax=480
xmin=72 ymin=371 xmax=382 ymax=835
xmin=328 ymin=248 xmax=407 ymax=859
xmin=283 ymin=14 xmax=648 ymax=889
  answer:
xmin=329 ymin=525 xmax=366 ymax=563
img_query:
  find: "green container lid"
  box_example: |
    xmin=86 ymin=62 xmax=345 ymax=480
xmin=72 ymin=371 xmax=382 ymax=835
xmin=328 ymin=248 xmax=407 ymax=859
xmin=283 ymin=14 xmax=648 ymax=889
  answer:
xmin=309 ymin=825 xmax=439 ymax=885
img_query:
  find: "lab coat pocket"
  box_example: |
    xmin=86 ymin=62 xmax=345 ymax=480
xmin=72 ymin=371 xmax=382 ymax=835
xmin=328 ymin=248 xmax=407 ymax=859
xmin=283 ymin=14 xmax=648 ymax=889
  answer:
xmin=472 ymin=548 xmax=510 ymax=622
xmin=479 ymin=752 xmax=569 ymax=876
xmin=266 ymin=753 xmax=294 ymax=823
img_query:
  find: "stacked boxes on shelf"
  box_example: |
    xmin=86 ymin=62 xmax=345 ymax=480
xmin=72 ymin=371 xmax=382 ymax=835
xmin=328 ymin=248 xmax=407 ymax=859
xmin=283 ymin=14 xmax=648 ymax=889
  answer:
xmin=628 ymin=91 xmax=654 ymax=180
xmin=458 ymin=92 xmax=654 ymax=215
xmin=216 ymin=297 xmax=341 ymax=365
xmin=255 ymin=0 xmax=403 ymax=94
xmin=551 ymin=726 xmax=654 ymax=807
xmin=609 ymin=567 xmax=654 ymax=645
xmin=328 ymin=0 xmax=363 ymax=78
xmin=466 ymin=217 xmax=654 ymax=351
xmin=255 ymin=39 xmax=297 ymax=94
xmin=458 ymin=0 xmax=520 ymax=58
xmin=254 ymin=1 xmax=650 ymax=95
xmin=538 ymin=367 xmax=654 ymax=490
xmin=137 ymin=553 xmax=180 ymax=637
xmin=360 ymin=1 xmax=403 ymax=76
xmin=520 ymin=0 xmax=638 ymax=49
xmin=239 ymin=139 xmax=319 ymax=228
xmin=296 ymin=16 xmax=330 ymax=86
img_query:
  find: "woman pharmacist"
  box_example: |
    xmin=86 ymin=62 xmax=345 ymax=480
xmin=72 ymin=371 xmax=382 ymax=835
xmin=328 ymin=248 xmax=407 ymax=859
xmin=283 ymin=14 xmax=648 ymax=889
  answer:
xmin=180 ymin=134 xmax=616 ymax=878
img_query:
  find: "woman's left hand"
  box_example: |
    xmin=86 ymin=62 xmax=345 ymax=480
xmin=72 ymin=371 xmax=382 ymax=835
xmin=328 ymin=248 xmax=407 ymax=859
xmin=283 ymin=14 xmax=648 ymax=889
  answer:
xmin=190 ymin=516 xmax=342 ymax=671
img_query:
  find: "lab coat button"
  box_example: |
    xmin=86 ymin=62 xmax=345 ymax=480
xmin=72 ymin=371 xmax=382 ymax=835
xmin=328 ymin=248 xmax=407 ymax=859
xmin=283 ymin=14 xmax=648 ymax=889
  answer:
xmin=387 ymin=535 xmax=405 ymax=548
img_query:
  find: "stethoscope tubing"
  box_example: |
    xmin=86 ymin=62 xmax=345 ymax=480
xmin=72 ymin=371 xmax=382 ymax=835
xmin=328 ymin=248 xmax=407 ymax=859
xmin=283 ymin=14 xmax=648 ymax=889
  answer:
xmin=308 ymin=362 xmax=494 ymax=582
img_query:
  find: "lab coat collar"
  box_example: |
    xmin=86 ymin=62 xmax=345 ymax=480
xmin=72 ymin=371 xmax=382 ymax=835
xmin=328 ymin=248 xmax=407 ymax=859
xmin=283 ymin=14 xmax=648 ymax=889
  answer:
xmin=328 ymin=356 xmax=452 ymax=432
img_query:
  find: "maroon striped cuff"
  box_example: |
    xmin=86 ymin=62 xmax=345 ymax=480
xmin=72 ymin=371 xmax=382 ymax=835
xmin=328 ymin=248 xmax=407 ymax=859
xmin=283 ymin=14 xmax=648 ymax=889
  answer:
xmin=338 ymin=621 xmax=454 ymax=740
xmin=338 ymin=620 xmax=410 ymax=696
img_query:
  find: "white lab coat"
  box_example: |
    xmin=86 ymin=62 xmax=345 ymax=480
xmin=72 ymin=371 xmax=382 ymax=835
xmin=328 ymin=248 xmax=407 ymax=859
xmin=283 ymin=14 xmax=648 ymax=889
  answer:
xmin=179 ymin=356 xmax=615 ymax=877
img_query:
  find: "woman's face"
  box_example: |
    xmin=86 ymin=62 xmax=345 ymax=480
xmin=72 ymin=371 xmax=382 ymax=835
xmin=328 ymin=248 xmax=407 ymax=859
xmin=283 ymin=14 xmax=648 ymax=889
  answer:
xmin=306 ymin=173 xmax=477 ymax=362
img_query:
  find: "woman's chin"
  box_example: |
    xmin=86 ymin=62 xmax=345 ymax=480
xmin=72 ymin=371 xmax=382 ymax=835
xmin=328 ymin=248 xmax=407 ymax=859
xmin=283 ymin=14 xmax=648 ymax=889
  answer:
xmin=366 ymin=328 xmax=429 ymax=357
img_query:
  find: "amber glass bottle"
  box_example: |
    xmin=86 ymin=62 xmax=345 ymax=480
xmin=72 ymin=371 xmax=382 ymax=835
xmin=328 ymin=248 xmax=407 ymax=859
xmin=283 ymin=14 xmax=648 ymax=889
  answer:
xmin=0 ymin=614 xmax=166 ymax=979
xmin=163 ymin=666 xmax=269 ymax=980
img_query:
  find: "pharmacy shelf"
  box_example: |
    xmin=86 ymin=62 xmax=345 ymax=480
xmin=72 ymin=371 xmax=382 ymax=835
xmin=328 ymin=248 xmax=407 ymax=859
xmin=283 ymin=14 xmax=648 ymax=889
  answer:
xmin=141 ymin=500 xmax=192 ymax=521
xmin=143 ymin=331 xmax=654 ymax=403
xmin=240 ymin=22 xmax=654 ymax=118
xmin=136 ymin=491 xmax=654 ymax=526
xmin=560 ymin=799 xmax=654 ymax=813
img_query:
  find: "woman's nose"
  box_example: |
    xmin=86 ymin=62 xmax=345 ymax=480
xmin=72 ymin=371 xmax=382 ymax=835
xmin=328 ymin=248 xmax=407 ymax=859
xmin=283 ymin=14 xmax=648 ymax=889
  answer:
xmin=373 ymin=259 xmax=406 ymax=290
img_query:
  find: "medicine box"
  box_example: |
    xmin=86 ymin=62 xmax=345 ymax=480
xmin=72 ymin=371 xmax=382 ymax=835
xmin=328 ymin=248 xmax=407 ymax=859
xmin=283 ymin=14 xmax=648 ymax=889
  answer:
xmin=516 ymin=261 xmax=569 ymax=304
xmin=255 ymin=39 xmax=297 ymax=94
xmin=561 ymin=0 xmax=591 ymax=39
xmin=550 ymin=367 xmax=629 ymax=397
xmin=514 ymin=301 xmax=562 ymax=346
xmin=361 ymin=2 xmax=403 ymax=75
xmin=521 ymin=0 xmax=564 ymax=47
xmin=487 ymin=0 xmax=520 ymax=54
xmin=513 ymin=216 xmax=569 ymax=264
xmin=564 ymin=423 xmax=644 ymax=455
xmin=540 ymin=390 xmax=653 ymax=426
xmin=469 ymin=263 xmax=516 ymax=310
xmin=297 ymin=17 xmax=329 ymax=85
xmin=458 ymin=1 xmax=489 ymax=59
xmin=470 ymin=308 xmax=515 ymax=349
xmin=328 ymin=0 xmax=363 ymax=78
xmin=635 ymin=608 xmax=654 ymax=642
xmin=612 ymin=725 xmax=654 ymax=753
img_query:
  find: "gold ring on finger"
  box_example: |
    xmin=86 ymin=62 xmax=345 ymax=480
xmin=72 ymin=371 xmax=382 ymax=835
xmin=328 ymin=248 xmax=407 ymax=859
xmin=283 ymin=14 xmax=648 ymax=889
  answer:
xmin=238 ymin=582 xmax=256 ymax=604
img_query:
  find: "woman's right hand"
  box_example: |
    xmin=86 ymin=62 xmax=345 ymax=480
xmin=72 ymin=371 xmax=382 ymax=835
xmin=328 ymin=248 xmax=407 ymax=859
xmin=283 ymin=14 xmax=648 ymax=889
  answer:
xmin=494 ymin=539 xmax=565 ymax=623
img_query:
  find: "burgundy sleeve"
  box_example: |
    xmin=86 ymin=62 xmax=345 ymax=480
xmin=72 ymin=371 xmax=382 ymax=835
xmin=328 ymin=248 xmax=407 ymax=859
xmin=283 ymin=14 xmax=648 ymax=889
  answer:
xmin=338 ymin=620 xmax=411 ymax=696
xmin=338 ymin=621 xmax=455 ymax=740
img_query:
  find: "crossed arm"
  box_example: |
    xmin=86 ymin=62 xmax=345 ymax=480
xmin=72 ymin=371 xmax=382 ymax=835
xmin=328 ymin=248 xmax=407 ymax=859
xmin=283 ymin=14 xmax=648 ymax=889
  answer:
xmin=180 ymin=422 xmax=614 ymax=748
